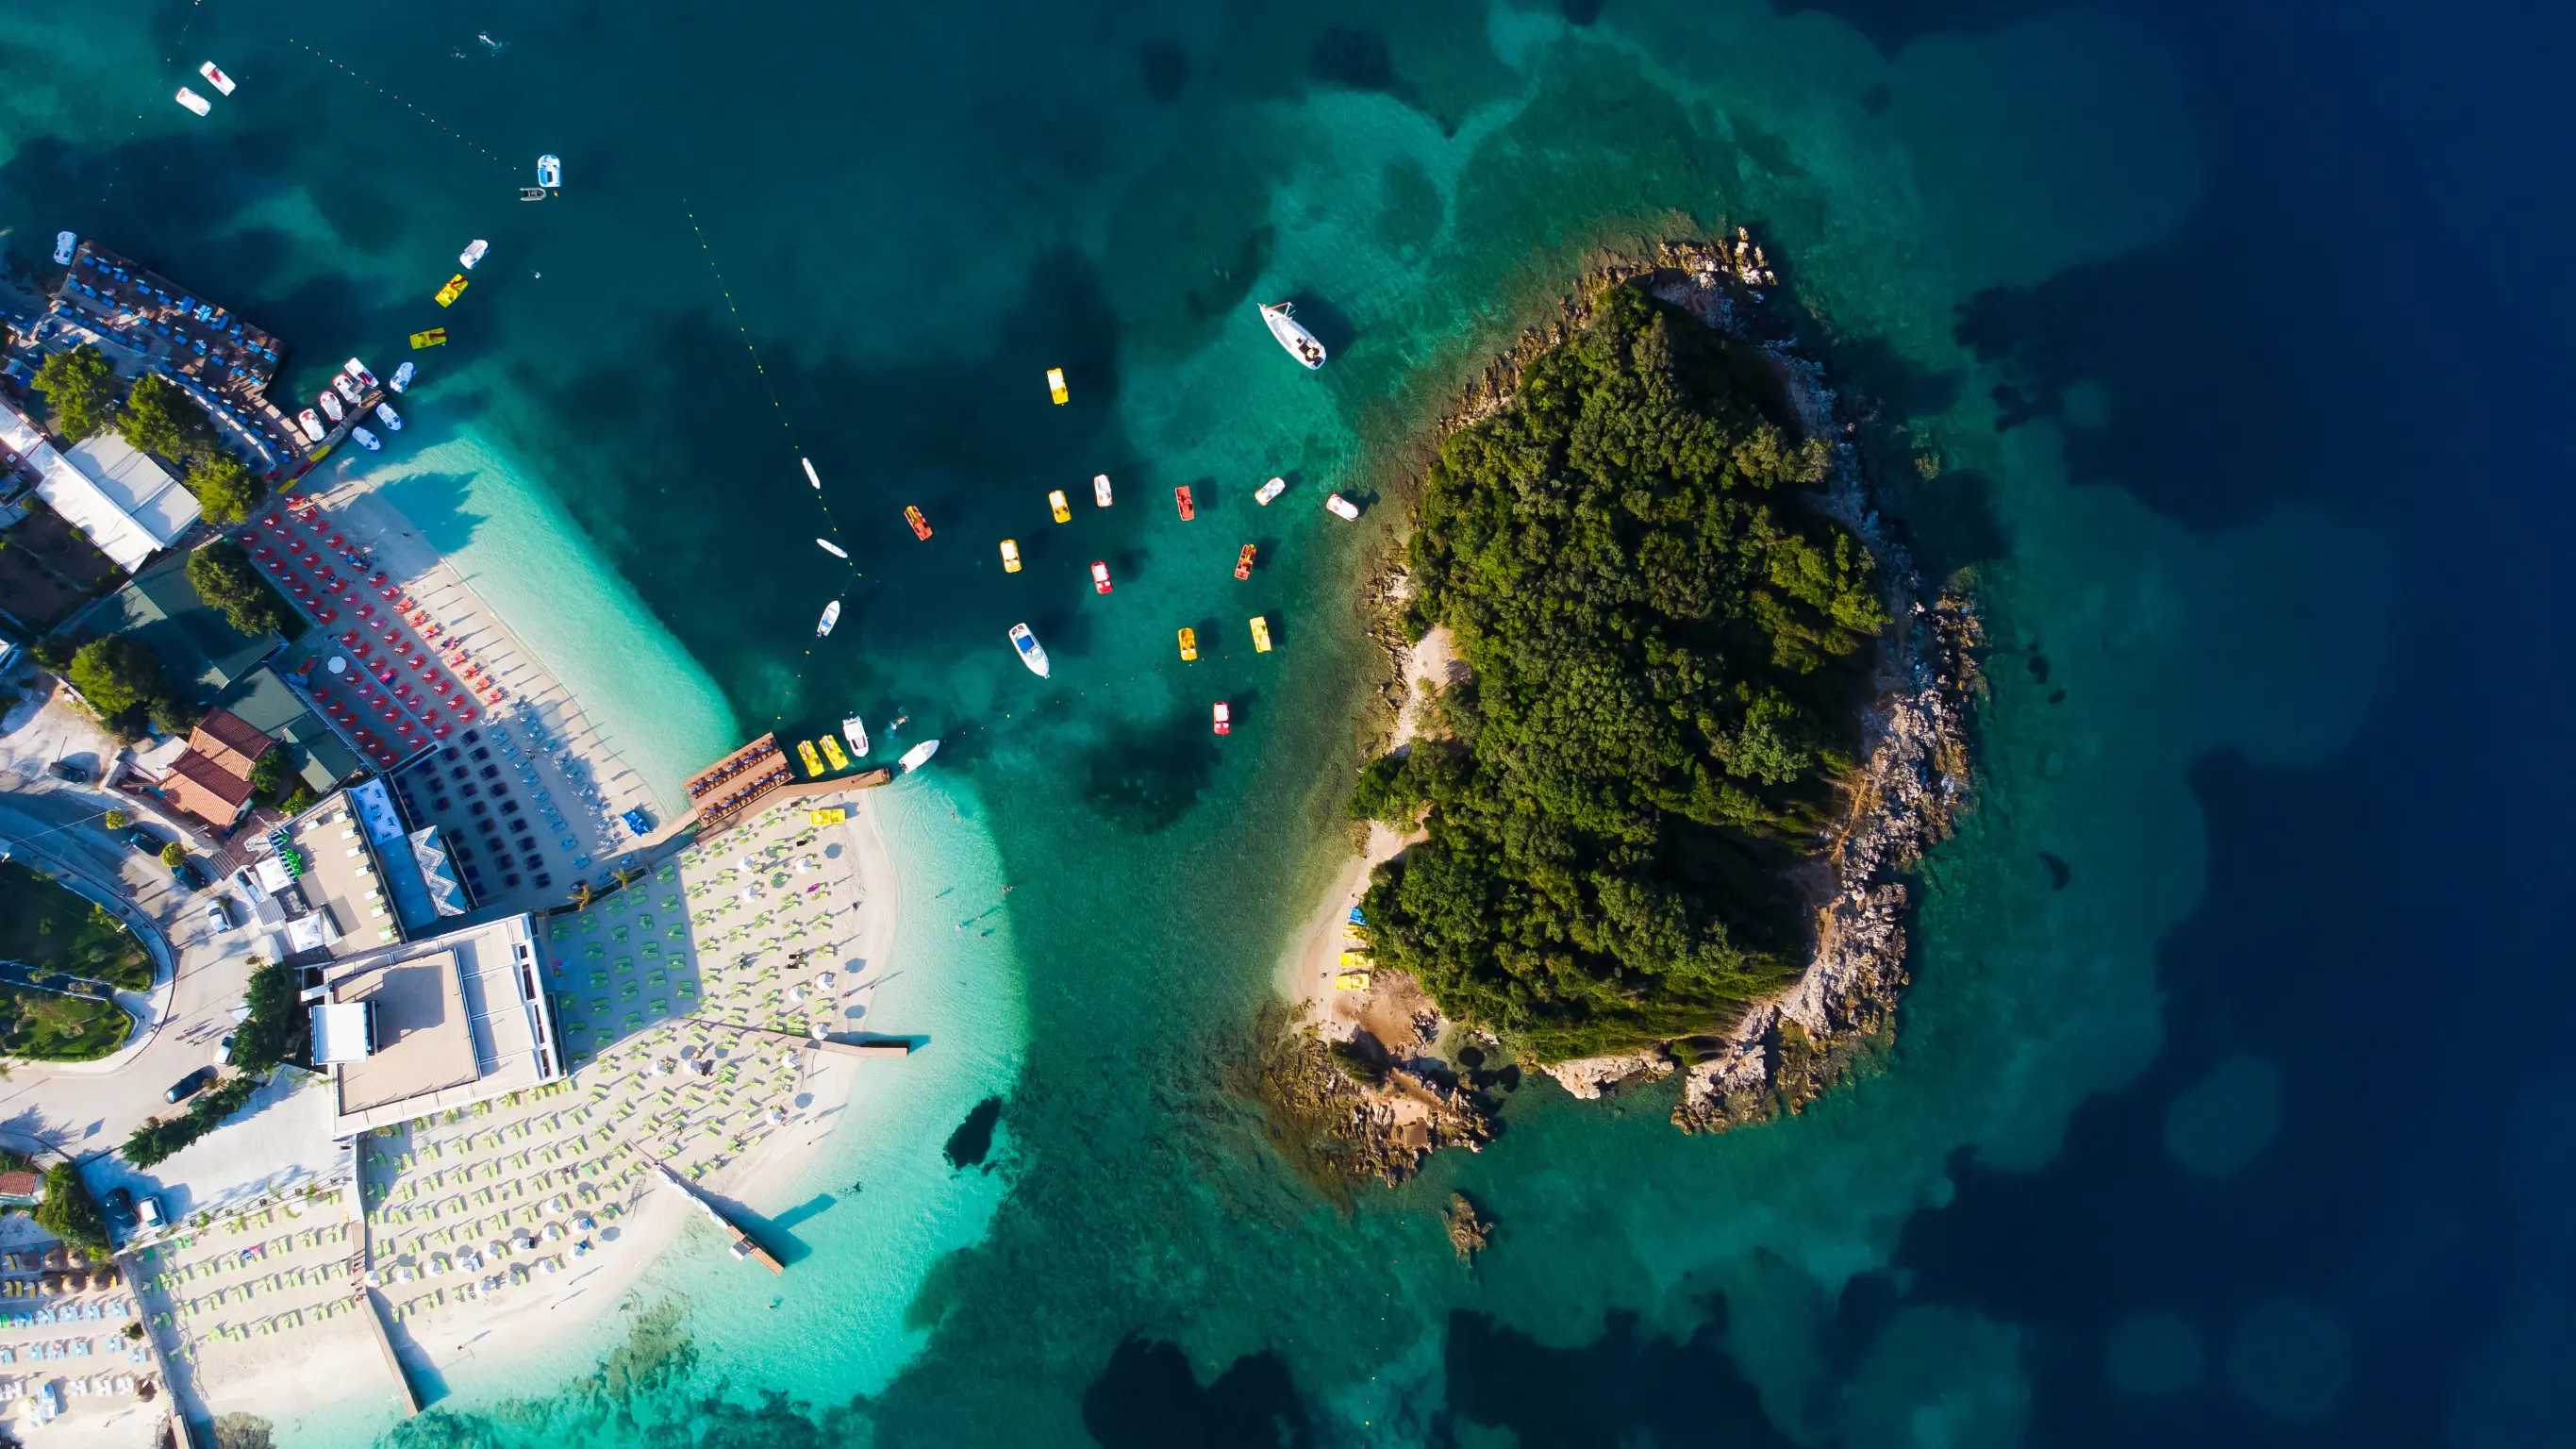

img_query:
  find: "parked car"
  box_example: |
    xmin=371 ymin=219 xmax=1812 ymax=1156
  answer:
xmin=205 ymin=899 xmax=230 ymax=933
xmin=135 ymin=1195 xmax=164 ymax=1229
xmin=165 ymin=1066 xmax=216 ymax=1104
xmin=172 ymin=856 xmax=208 ymax=891
xmin=218 ymin=1033 xmax=236 ymax=1066
xmin=102 ymin=1187 xmax=136 ymax=1227
xmin=46 ymin=759 xmax=89 ymax=784
xmin=120 ymin=825 xmax=161 ymax=855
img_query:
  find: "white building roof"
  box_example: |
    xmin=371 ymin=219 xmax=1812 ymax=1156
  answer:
xmin=0 ymin=399 xmax=199 ymax=572
xmin=311 ymin=1001 xmax=374 ymax=1064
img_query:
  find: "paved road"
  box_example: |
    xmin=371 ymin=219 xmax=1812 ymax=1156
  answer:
xmin=0 ymin=691 xmax=258 ymax=1162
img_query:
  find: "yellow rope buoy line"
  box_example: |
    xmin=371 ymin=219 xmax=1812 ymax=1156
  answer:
xmin=283 ymin=38 xmax=515 ymax=169
xmin=681 ymin=201 xmax=861 ymax=726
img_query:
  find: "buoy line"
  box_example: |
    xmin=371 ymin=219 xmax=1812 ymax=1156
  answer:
xmin=284 ymin=39 xmax=514 ymax=169
xmin=680 ymin=201 xmax=863 ymax=728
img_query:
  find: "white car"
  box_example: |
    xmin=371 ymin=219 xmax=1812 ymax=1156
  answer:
xmin=204 ymin=899 xmax=229 ymax=932
xmin=135 ymin=1195 xmax=164 ymax=1229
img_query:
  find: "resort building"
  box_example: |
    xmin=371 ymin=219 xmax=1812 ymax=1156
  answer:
xmin=307 ymin=912 xmax=560 ymax=1139
xmin=234 ymin=782 xmax=471 ymax=963
xmin=158 ymin=707 xmax=275 ymax=828
xmin=0 ymin=396 xmax=199 ymax=572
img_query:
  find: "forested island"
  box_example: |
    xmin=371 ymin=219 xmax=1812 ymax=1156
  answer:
xmin=1351 ymin=283 xmax=1886 ymax=1060
xmin=1287 ymin=242 xmax=1976 ymax=1171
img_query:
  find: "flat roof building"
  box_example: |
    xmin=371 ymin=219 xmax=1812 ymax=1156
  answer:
xmin=0 ymin=398 xmax=200 ymax=573
xmin=311 ymin=912 xmax=560 ymax=1138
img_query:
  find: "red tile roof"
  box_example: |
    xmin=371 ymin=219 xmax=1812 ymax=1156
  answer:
xmin=188 ymin=707 xmax=273 ymax=778
xmin=165 ymin=748 xmax=256 ymax=824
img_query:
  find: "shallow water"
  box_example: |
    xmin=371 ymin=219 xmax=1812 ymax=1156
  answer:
xmin=4 ymin=0 xmax=2568 ymax=1443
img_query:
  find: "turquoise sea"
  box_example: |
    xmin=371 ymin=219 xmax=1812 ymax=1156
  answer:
xmin=8 ymin=0 xmax=2572 ymax=1443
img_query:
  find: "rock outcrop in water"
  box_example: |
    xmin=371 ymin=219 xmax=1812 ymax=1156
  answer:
xmin=1255 ymin=1024 xmax=1494 ymax=1191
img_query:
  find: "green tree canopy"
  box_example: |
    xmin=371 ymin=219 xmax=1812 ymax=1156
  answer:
xmin=231 ymin=958 xmax=307 ymax=1074
xmin=187 ymin=539 xmax=293 ymax=636
xmin=33 ymin=1163 xmax=108 ymax=1256
xmin=32 ymin=345 xmax=115 ymax=441
xmin=118 ymin=373 xmax=219 ymax=462
xmin=183 ymin=453 xmax=264 ymax=525
xmin=158 ymin=841 xmax=187 ymax=869
xmin=67 ymin=635 xmax=167 ymax=720
xmin=1354 ymin=285 xmax=1889 ymax=1060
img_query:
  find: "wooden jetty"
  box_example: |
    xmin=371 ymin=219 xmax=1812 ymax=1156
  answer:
xmin=654 ymin=1160 xmax=783 ymax=1273
xmin=357 ymin=1288 xmax=422 ymax=1414
xmin=688 ymin=1017 xmax=914 ymax=1058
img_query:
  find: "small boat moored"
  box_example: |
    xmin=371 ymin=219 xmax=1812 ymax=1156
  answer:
xmin=797 ymin=740 xmax=825 ymax=776
xmin=344 ymin=357 xmax=380 ymax=391
xmin=842 ymin=715 xmax=871 ymax=758
xmin=1213 ymin=701 xmax=1231 ymax=735
xmin=351 ymin=426 xmax=381 ymax=453
xmin=175 ymin=87 xmax=211 ymax=117
xmin=999 ymin=539 xmax=1022 ymax=573
xmin=816 ymin=599 xmax=841 ymax=638
xmin=1174 ymin=486 xmax=1194 ymax=520
xmin=1092 ymin=474 xmax=1113 ymax=508
xmin=802 ymin=458 xmax=822 ymax=489
xmin=1250 ymin=615 xmax=1273 ymax=653
xmin=817 ymin=538 xmax=849 ymax=559
xmin=434 ymin=274 xmax=469 ymax=307
xmin=374 ymin=403 xmax=403 ymax=431
xmin=53 ymin=232 xmax=75 ymax=266
xmin=1235 ymin=543 xmax=1256 ymax=580
xmin=1048 ymin=490 xmax=1072 ymax=524
xmin=459 ymin=240 xmax=490 ymax=270
xmin=900 ymin=739 xmax=940 ymax=772
xmin=1259 ymin=301 xmax=1326 ymax=369
xmin=1009 ymin=623 xmax=1051 ymax=678
xmin=1325 ymin=492 xmax=1361 ymax=521
xmin=819 ymin=735 xmax=850 ymax=771
xmin=1090 ymin=560 xmax=1113 ymax=594
xmin=905 ymin=506 xmax=933 ymax=541
xmin=296 ymin=409 xmax=325 ymax=441
xmin=1046 ymin=368 xmax=1069 ymax=405
xmin=409 ymin=328 xmax=447 ymax=349
xmin=520 ymin=187 xmax=548 ymax=203
xmin=332 ymin=373 xmax=362 ymax=404
xmin=198 ymin=61 xmax=237 ymax=95
xmin=389 ymin=361 xmax=415 ymax=392
xmin=1255 ymin=476 xmax=1287 ymax=506
xmin=318 ymin=391 xmax=345 ymax=423
xmin=1177 ymin=627 xmax=1197 ymax=661
xmin=537 ymin=154 xmax=562 ymax=189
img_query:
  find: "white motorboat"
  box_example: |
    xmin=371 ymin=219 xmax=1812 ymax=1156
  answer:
xmin=374 ymin=402 xmax=403 ymax=431
xmin=389 ymin=361 xmax=414 ymax=393
xmin=351 ymin=426 xmax=381 ymax=453
xmin=343 ymin=357 xmax=379 ymax=390
xmin=816 ymin=538 xmax=848 ymax=559
xmin=1325 ymin=492 xmax=1360 ymax=521
xmin=318 ymin=391 xmax=345 ymax=423
xmin=537 ymin=154 xmax=562 ymax=189
xmin=175 ymin=87 xmax=211 ymax=117
xmin=1008 ymin=623 xmax=1050 ymax=678
xmin=1259 ymin=302 xmax=1325 ymax=369
xmin=816 ymin=599 xmax=841 ymax=638
xmin=801 ymin=457 xmax=822 ymax=489
xmin=331 ymin=373 xmax=362 ymax=405
xmin=1092 ymin=474 xmax=1113 ymax=508
xmin=899 ymin=740 xmax=939 ymax=772
xmin=842 ymin=715 xmax=870 ymax=758
xmin=53 ymin=232 xmax=75 ymax=266
xmin=1255 ymin=476 xmax=1286 ymax=506
xmin=198 ymin=61 xmax=236 ymax=95
xmin=296 ymin=409 xmax=325 ymax=441
xmin=459 ymin=239 xmax=490 ymax=270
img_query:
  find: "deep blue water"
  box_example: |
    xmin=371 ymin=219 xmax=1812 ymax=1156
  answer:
xmin=5 ymin=0 xmax=2572 ymax=1442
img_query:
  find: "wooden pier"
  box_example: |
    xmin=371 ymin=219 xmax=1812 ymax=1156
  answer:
xmin=357 ymin=1288 xmax=422 ymax=1415
xmin=689 ymin=1017 xmax=915 ymax=1058
xmin=655 ymin=1161 xmax=783 ymax=1273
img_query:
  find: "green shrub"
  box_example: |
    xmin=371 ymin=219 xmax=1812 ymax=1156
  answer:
xmin=32 ymin=1163 xmax=108 ymax=1256
xmin=158 ymin=841 xmax=187 ymax=869
xmin=32 ymin=345 xmax=114 ymax=441
xmin=187 ymin=539 xmax=292 ymax=635
xmin=183 ymin=454 xmax=265 ymax=526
